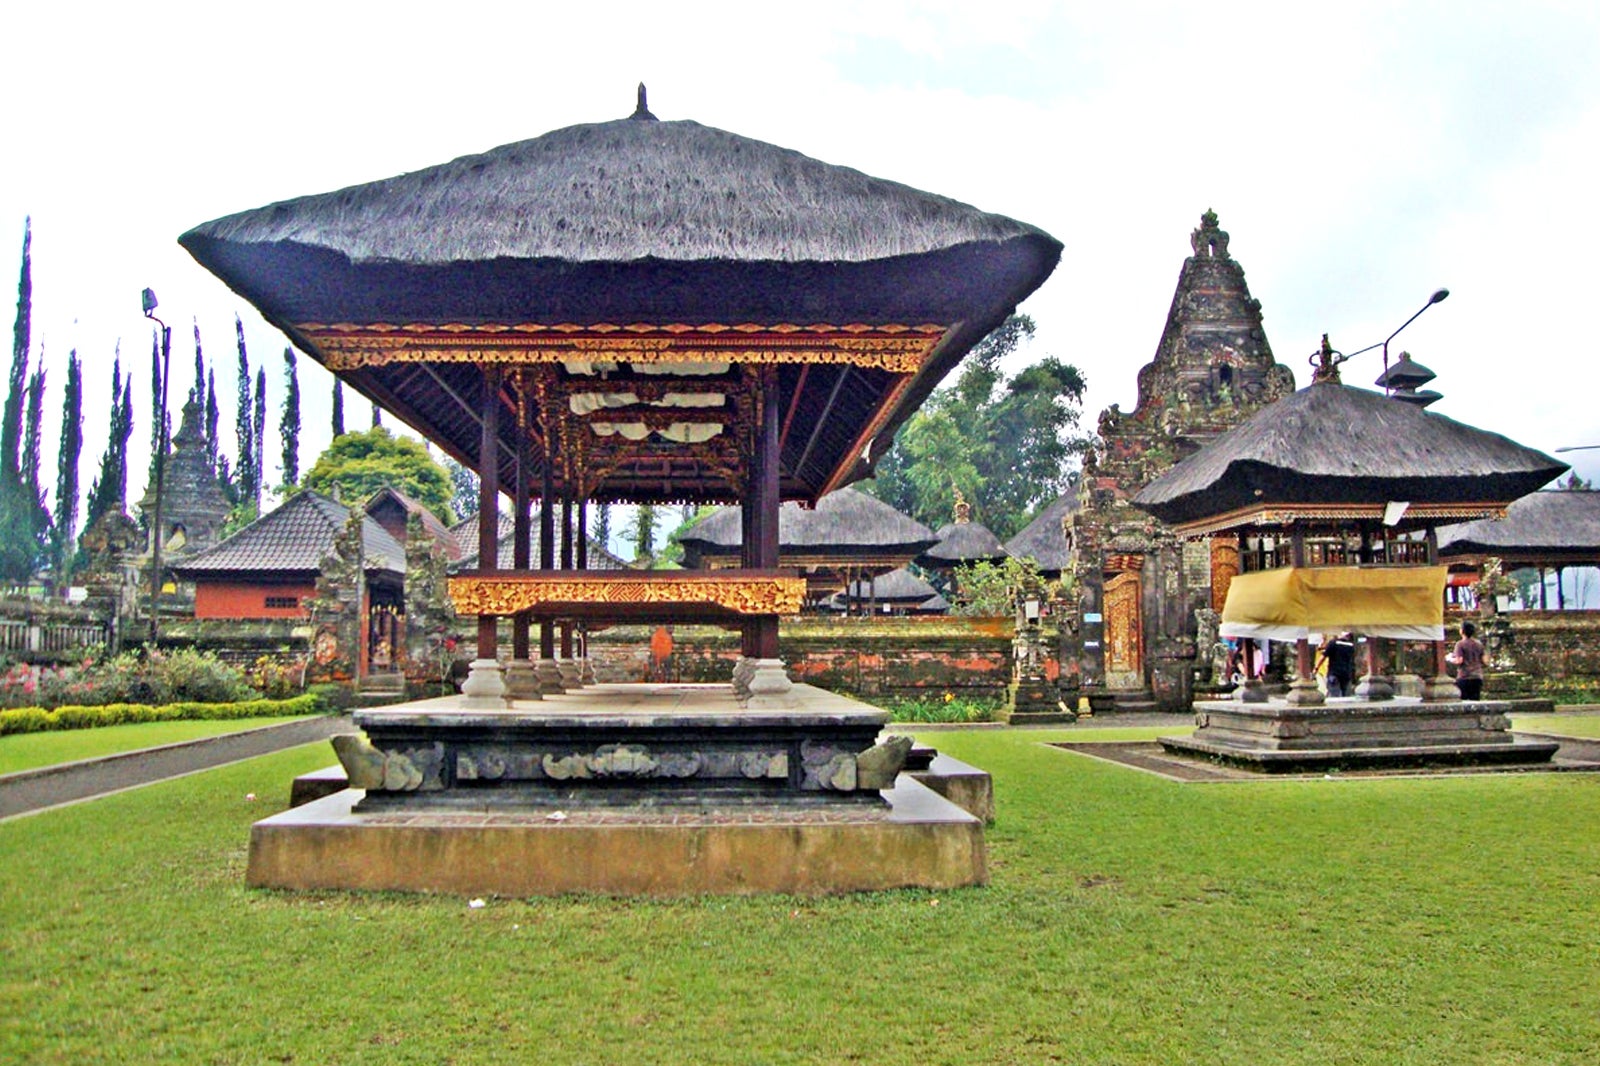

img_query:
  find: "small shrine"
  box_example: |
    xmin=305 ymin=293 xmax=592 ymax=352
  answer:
xmin=136 ymin=392 xmax=231 ymax=570
xmin=1067 ymin=211 xmax=1297 ymax=710
xmin=1132 ymin=337 xmax=1567 ymax=770
xmin=182 ymin=89 xmax=1057 ymax=894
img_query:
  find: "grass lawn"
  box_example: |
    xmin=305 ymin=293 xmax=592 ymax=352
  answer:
xmin=4 ymin=729 xmax=1600 ymax=1064
xmin=1512 ymin=713 xmax=1600 ymax=739
xmin=0 ymin=717 xmax=316 ymax=777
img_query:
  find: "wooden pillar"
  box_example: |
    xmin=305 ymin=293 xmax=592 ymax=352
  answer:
xmin=752 ymin=366 xmax=781 ymax=660
xmin=476 ymin=366 xmax=501 ymax=661
xmin=539 ymin=408 xmax=556 ymax=662
xmin=512 ymin=391 xmax=532 ymax=662
xmin=559 ymin=493 xmax=574 ymax=659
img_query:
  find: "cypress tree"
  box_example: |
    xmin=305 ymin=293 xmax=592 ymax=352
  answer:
xmin=234 ymin=318 xmax=255 ymax=508
xmin=147 ymin=327 xmax=164 ymax=493
xmin=253 ymin=365 xmax=266 ymax=510
xmin=21 ymin=361 xmax=50 ymax=564
xmin=279 ymin=348 xmax=300 ymax=488
xmin=84 ymin=351 xmax=131 ymax=533
xmin=3 ymin=217 xmax=30 ymax=476
xmin=204 ymin=368 xmax=220 ymax=477
xmin=52 ymin=351 xmax=82 ymax=583
xmin=332 ymin=379 xmax=345 ymax=436
xmin=191 ymin=319 xmax=205 ymax=407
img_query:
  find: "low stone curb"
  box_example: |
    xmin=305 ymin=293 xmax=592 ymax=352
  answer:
xmin=0 ymin=714 xmax=350 ymax=821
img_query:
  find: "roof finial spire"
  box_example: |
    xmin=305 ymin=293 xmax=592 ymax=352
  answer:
xmin=630 ymin=83 xmax=658 ymax=122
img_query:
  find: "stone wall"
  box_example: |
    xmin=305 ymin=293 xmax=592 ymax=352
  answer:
xmin=589 ymin=617 xmax=1018 ymax=698
xmin=1487 ymin=611 xmax=1600 ymax=695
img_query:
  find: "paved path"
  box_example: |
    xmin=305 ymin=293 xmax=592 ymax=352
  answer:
xmin=0 ymin=715 xmax=350 ymax=821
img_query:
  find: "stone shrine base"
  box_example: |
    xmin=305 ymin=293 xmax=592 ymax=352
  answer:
xmin=247 ymin=683 xmax=987 ymax=896
xmin=1160 ymin=697 xmax=1560 ymax=773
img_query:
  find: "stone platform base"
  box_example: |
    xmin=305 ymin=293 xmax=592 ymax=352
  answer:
xmin=1161 ymin=697 xmax=1560 ymax=772
xmin=247 ymin=774 xmax=985 ymax=896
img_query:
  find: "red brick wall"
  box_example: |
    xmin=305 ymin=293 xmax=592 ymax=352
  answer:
xmin=193 ymin=581 xmax=317 ymax=620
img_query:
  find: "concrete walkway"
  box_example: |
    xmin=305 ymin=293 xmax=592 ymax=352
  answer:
xmin=0 ymin=715 xmax=350 ymax=821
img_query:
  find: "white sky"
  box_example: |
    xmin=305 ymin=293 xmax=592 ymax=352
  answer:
xmin=4 ymin=0 xmax=1599 ymax=528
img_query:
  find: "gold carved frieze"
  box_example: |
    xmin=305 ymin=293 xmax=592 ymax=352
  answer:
xmin=447 ymin=573 xmax=807 ymax=617
xmin=300 ymin=322 xmax=948 ymax=375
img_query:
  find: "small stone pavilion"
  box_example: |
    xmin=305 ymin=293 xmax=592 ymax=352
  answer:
xmin=180 ymin=89 xmax=1058 ymax=894
xmin=1066 ymin=211 xmax=1296 ymax=710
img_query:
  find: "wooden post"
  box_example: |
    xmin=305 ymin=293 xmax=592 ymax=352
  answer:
xmin=512 ymin=381 xmax=532 ymax=662
xmin=752 ymin=366 xmax=781 ymax=661
xmin=476 ymin=366 xmax=501 ymax=661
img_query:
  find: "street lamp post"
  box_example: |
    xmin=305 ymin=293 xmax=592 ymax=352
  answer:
xmin=1328 ymin=289 xmax=1450 ymax=394
xmin=142 ymin=289 xmax=172 ymax=647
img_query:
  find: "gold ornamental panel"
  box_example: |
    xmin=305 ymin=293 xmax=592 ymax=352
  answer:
xmin=448 ymin=573 xmax=807 ymax=617
xmin=299 ymin=322 xmax=949 ymax=375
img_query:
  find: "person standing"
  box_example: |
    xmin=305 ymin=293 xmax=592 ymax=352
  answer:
xmin=1447 ymin=621 xmax=1487 ymax=700
xmin=1318 ymin=632 xmax=1356 ymax=698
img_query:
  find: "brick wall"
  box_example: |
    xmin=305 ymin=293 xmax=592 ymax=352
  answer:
xmin=193 ymin=581 xmax=317 ymax=620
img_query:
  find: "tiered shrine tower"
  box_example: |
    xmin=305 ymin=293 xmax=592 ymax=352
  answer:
xmin=1067 ymin=211 xmax=1296 ymax=709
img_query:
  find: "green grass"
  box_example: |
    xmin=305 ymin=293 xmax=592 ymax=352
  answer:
xmin=3 ymin=730 xmax=1600 ymax=1064
xmin=1511 ymin=713 xmax=1600 ymax=739
xmin=0 ymin=716 xmax=314 ymax=776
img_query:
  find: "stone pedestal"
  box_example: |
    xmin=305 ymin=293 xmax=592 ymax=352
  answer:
xmin=1283 ymin=676 xmax=1325 ymax=706
xmin=557 ymin=657 xmax=583 ymax=690
xmin=731 ymin=657 xmax=755 ymax=699
xmin=459 ymin=658 xmax=510 ymax=708
xmin=743 ymin=659 xmax=795 ymax=709
xmin=1354 ymin=673 xmax=1395 ymax=701
xmin=536 ymin=657 xmax=565 ymax=695
xmin=1161 ymin=697 xmax=1558 ymax=772
xmin=1007 ymin=676 xmax=1074 ymax=725
xmin=1421 ymin=673 xmax=1461 ymax=702
xmin=504 ymin=659 xmax=543 ymax=700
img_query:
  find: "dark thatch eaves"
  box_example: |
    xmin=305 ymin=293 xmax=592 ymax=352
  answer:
xmin=170 ymin=491 xmax=404 ymax=579
xmin=844 ymin=567 xmax=940 ymax=604
xmin=178 ymin=100 xmax=1061 ymax=504
xmin=447 ymin=512 xmax=628 ymax=571
xmin=1004 ymin=491 xmax=1080 ymax=574
xmin=1437 ymin=490 xmax=1600 ymax=561
xmin=919 ymin=519 xmax=1008 ymax=567
xmin=678 ymin=487 xmax=937 ymax=564
xmin=1133 ymin=382 xmax=1566 ymax=528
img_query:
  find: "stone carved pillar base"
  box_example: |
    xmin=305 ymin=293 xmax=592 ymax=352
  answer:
xmin=1355 ymin=673 xmax=1395 ymax=701
xmin=743 ymin=659 xmax=795 ymax=709
xmin=1234 ymin=678 xmax=1270 ymax=703
xmin=536 ymin=657 xmax=565 ymax=696
xmin=579 ymin=655 xmax=597 ymax=686
xmin=1284 ymin=676 xmax=1325 ymax=706
xmin=504 ymin=659 xmax=543 ymax=701
xmin=460 ymin=658 xmax=510 ymax=708
xmin=1421 ymin=673 xmax=1462 ymax=702
xmin=557 ymin=657 xmax=583 ymax=689
xmin=731 ymin=657 xmax=755 ymax=699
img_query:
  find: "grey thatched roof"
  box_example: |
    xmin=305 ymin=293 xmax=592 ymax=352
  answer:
xmin=1133 ymin=382 xmax=1566 ymax=526
xmin=448 ymin=511 xmax=628 ymax=571
xmin=1437 ymin=490 xmax=1600 ymax=557
xmin=845 ymin=567 xmax=939 ymax=604
xmin=920 ymin=519 xmax=1008 ymax=567
xmin=171 ymin=491 xmax=404 ymax=578
xmin=1004 ymin=491 xmax=1079 ymax=572
xmin=178 ymin=100 xmax=1060 ymax=507
xmin=678 ymin=487 xmax=936 ymax=562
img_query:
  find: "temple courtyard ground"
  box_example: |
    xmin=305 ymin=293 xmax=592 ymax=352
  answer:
xmin=3 ymin=713 xmax=1599 ymax=1063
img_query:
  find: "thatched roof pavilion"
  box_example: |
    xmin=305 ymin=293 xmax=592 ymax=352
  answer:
xmin=1004 ymin=491 xmax=1079 ymax=575
xmin=180 ymin=91 xmax=1061 ymax=506
xmin=919 ymin=517 xmax=1008 ymax=569
xmin=1436 ymin=490 xmax=1600 ymax=566
xmin=1134 ymin=379 xmax=1565 ymax=535
xmin=678 ymin=487 xmax=935 ymax=566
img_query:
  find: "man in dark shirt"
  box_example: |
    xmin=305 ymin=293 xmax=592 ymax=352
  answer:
xmin=1319 ymin=632 xmax=1356 ymax=697
xmin=1449 ymin=621 xmax=1487 ymax=700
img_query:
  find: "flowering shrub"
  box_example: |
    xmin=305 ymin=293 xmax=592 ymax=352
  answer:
xmin=0 ymin=649 xmax=257 ymax=710
xmin=247 ymin=656 xmax=305 ymax=700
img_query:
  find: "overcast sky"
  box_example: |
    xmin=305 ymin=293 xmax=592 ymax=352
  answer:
xmin=4 ymin=0 xmax=1598 ymax=526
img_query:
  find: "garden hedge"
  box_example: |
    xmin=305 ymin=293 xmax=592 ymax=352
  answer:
xmin=0 ymin=693 xmax=329 ymax=736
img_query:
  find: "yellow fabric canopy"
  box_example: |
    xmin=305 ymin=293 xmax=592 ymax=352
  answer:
xmin=1220 ymin=565 xmax=1446 ymax=641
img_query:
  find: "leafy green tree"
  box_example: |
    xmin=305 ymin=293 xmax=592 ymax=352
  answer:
xmin=869 ymin=315 xmax=1087 ymax=540
xmin=626 ymin=503 xmax=660 ymax=565
xmin=51 ymin=350 xmax=82 ymax=583
xmin=279 ymin=348 xmax=301 ymax=489
xmin=253 ymin=365 xmax=266 ymax=504
xmin=21 ymin=361 xmax=49 ymax=541
xmin=445 ymin=456 xmax=478 ymax=519
xmin=301 ymin=427 xmax=455 ymax=524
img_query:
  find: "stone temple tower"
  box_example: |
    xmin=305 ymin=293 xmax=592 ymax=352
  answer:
xmin=1065 ymin=211 xmax=1296 ymax=710
xmin=137 ymin=391 xmax=231 ymax=564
